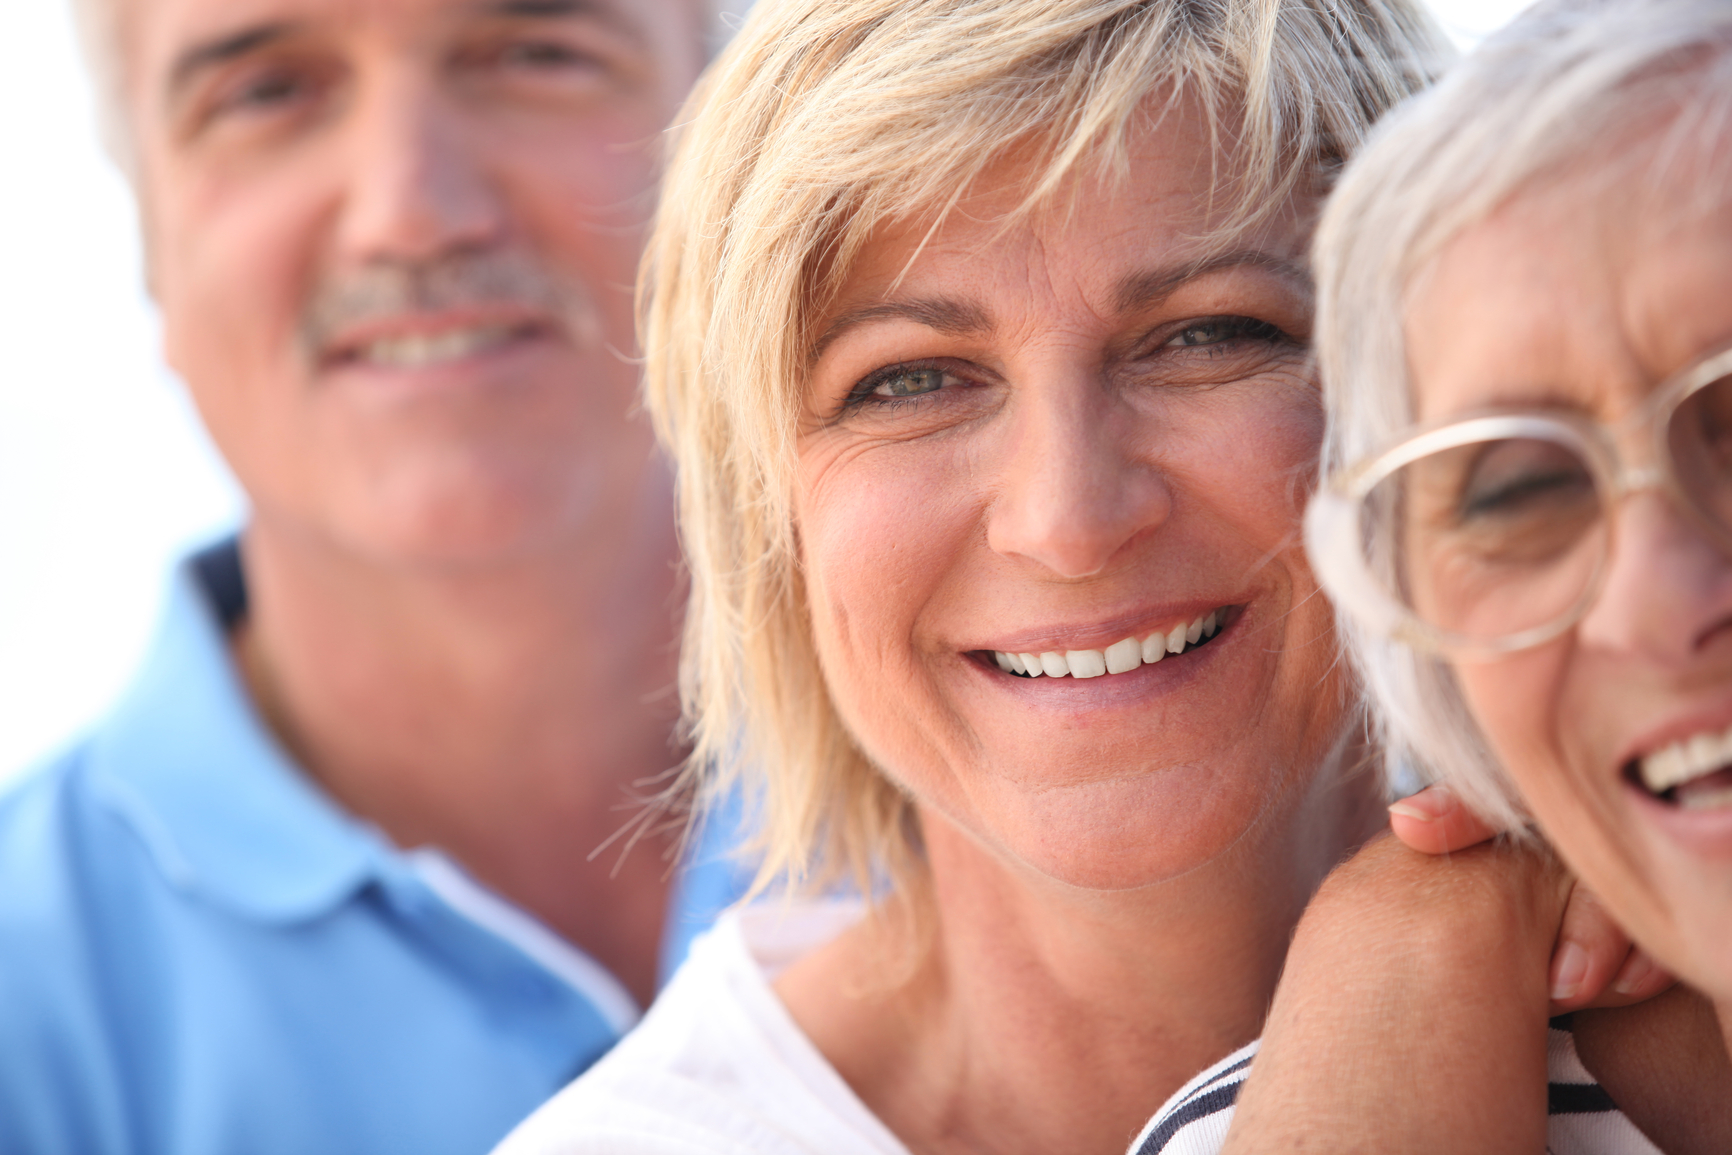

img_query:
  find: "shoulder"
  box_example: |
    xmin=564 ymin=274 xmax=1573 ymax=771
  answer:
xmin=0 ymin=738 xmax=157 ymax=954
xmin=1563 ymin=993 xmax=1723 ymax=1154
xmin=496 ymin=905 xmax=908 ymax=1155
xmin=0 ymin=741 xmax=161 ymax=1148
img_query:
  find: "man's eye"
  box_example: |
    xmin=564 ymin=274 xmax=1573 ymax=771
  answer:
xmin=1166 ymin=317 xmax=1283 ymax=348
xmin=475 ymin=37 xmax=609 ymax=79
xmin=499 ymin=41 xmax=594 ymax=70
xmin=218 ymin=70 xmax=309 ymax=114
xmin=196 ymin=60 xmax=334 ymax=129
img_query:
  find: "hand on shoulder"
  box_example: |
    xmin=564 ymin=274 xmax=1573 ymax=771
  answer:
xmin=1389 ymin=786 xmax=1673 ymax=1013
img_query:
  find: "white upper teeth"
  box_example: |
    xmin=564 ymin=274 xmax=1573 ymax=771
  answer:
xmin=991 ymin=611 xmax=1222 ymax=680
xmin=361 ymin=325 xmax=513 ymax=368
xmin=1640 ymin=721 xmax=1732 ymax=794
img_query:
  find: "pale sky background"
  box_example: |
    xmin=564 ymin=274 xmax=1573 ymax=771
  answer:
xmin=0 ymin=0 xmax=1535 ymax=779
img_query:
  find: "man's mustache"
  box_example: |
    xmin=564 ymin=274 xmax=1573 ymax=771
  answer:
xmin=300 ymin=250 xmax=595 ymax=356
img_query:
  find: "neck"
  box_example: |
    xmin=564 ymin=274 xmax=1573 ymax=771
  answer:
xmin=232 ymin=494 xmax=684 ymax=1007
xmin=779 ymin=746 xmax=1383 ymax=1155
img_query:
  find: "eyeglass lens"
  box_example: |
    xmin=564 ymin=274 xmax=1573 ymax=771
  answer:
xmin=1668 ymin=368 xmax=1732 ymax=537
xmin=1360 ymin=370 xmax=1732 ymax=645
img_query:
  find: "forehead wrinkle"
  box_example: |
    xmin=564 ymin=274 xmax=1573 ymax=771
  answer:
xmin=812 ymin=297 xmax=992 ymax=360
xmin=164 ymin=0 xmax=645 ymax=95
xmin=483 ymin=0 xmax=650 ymax=46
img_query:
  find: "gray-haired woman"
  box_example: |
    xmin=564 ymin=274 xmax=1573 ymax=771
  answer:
xmin=494 ymin=1 xmax=1659 ymax=1153
xmin=1210 ymin=0 xmax=1732 ymax=1150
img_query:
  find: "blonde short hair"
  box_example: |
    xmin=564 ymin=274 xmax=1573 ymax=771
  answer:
xmin=645 ymin=0 xmax=1449 ymax=895
xmin=1313 ymin=0 xmax=1732 ymax=828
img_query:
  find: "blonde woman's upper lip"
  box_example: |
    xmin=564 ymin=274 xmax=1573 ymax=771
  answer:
xmin=970 ymin=603 xmax=1239 ymax=656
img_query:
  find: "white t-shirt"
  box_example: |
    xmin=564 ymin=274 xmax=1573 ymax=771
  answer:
xmin=491 ymin=901 xmax=913 ymax=1155
xmin=1128 ymin=1026 xmax=1662 ymax=1155
xmin=494 ymin=901 xmax=1660 ymax=1155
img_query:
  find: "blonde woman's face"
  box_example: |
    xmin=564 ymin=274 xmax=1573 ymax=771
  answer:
xmin=794 ymin=115 xmax=1360 ymax=891
xmin=1409 ymin=163 xmax=1732 ymax=1002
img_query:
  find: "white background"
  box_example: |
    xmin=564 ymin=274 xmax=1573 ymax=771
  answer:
xmin=0 ymin=0 xmax=1533 ymax=778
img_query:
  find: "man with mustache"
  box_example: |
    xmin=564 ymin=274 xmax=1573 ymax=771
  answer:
xmin=0 ymin=2 xmax=744 ymax=1152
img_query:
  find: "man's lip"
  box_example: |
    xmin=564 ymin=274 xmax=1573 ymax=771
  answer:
xmin=315 ymin=306 xmax=556 ymax=365
xmin=963 ymin=601 xmax=1243 ymax=656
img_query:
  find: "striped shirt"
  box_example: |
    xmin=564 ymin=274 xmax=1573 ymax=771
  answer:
xmin=1128 ymin=1020 xmax=1661 ymax=1155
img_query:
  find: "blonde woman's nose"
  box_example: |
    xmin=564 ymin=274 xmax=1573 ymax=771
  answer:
xmin=985 ymin=381 xmax=1172 ymax=579
xmin=1576 ymin=490 xmax=1732 ymax=662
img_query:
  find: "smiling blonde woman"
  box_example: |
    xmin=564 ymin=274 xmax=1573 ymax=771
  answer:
xmin=492 ymin=1 xmax=1455 ymax=1153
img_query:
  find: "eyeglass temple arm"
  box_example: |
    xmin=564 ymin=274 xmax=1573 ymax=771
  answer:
xmin=1303 ymin=488 xmax=1411 ymax=640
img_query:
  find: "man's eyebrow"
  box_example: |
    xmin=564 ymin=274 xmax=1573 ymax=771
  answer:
xmin=1112 ymin=251 xmax=1310 ymax=314
xmin=169 ymin=23 xmax=297 ymax=97
xmin=813 ymin=297 xmax=992 ymax=359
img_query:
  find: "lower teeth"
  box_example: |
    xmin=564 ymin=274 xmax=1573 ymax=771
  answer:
xmin=1676 ymin=781 xmax=1732 ymax=811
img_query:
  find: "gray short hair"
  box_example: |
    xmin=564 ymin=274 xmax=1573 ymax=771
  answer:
xmin=66 ymin=0 xmax=132 ymax=170
xmin=1312 ymin=0 xmax=1732 ymax=826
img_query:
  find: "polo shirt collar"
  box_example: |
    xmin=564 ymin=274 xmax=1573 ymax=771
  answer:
xmin=86 ymin=538 xmax=388 ymax=923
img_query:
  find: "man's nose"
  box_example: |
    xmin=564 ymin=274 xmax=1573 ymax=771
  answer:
xmin=1576 ymin=490 xmax=1732 ymax=662
xmin=335 ymin=80 xmax=504 ymax=262
xmin=986 ymin=374 xmax=1173 ymax=578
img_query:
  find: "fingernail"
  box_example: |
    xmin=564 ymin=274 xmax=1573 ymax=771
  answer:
xmin=1551 ymin=942 xmax=1588 ymax=1001
xmin=1613 ymin=954 xmax=1652 ymax=996
xmin=1388 ymin=786 xmax=1456 ymax=823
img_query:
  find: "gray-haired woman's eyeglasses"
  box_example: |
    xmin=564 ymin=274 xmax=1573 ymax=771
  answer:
xmin=1305 ymin=345 xmax=1732 ymax=658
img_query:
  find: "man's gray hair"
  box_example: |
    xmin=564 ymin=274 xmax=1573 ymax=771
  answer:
xmin=1312 ymin=0 xmax=1732 ymax=827
xmin=66 ymin=0 xmax=132 ymax=170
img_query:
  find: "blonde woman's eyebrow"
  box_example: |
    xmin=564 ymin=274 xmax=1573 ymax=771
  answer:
xmin=812 ymin=297 xmax=992 ymax=359
xmin=1111 ymin=251 xmax=1310 ymax=315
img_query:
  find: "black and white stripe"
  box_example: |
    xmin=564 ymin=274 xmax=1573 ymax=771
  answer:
xmin=1128 ymin=1042 xmax=1255 ymax=1155
xmin=1128 ymin=1022 xmax=1660 ymax=1155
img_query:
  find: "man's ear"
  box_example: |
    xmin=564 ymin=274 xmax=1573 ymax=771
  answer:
xmin=131 ymin=163 xmax=161 ymax=302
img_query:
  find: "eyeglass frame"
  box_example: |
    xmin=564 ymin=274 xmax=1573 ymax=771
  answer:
xmin=1304 ymin=343 xmax=1732 ymax=659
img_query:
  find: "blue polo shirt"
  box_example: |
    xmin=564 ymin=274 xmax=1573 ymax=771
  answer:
xmin=0 ymin=540 xmax=750 ymax=1155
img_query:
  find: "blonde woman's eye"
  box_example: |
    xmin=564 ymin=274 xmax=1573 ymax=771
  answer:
xmin=1166 ymin=317 xmax=1283 ymax=347
xmin=873 ymin=368 xmax=946 ymax=397
xmin=843 ymin=365 xmax=954 ymax=411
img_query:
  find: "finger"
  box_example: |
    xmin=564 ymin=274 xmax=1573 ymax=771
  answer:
xmin=1387 ymin=786 xmax=1500 ymax=855
xmin=1577 ymin=949 xmax=1677 ymax=1010
xmin=1546 ymin=883 xmax=1634 ymax=1012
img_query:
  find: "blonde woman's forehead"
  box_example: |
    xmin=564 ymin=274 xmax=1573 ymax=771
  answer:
xmin=813 ymin=118 xmax=1316 ymax=355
